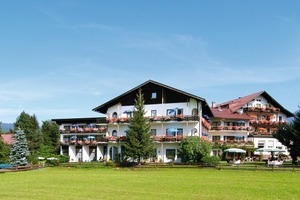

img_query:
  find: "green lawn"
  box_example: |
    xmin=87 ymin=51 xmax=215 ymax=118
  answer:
xmin=0 ymin=166 xmax=299 ymax=200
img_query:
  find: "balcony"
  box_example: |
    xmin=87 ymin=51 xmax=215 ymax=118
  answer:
xmin=151 ymin=135 xmax=183 ymax=142
xmin=249 ymin=120 xmax=287 ymax=135
xmin=213 ymin=140 xmax=253 ymax=147
xmin=243 ymin=107 xmax=280 ymax=114
xmin=211 ymin=126 xmax=251 ymax=131
xmin=60 ymin=126 xmax=107 ymax=134
xmin=105 ymin=115 xmax=202 ymax=124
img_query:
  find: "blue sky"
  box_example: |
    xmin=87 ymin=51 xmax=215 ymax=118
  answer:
xmin=1 ymin=1 xmax=300 ymax=123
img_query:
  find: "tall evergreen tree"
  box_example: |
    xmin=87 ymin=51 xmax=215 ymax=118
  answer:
xmin=123 ymin=89 xmax=154 ymax=164
xmin=274 ymin=107 xmax=300 ymax=164
xmin=10 ymin=129 xmax=29 ymax=166
xmin=14 ymin=111 xmax=43 ymax=154
xmin=41 ymin=120 xmax=60 ymax=154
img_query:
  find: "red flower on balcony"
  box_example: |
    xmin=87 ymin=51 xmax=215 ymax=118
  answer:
xmin=176 ymin=135 xmax=183 ymax=141
xmin=109 ymin=118 xmax=117 ymax=123
xmin=107 ymin=136 xmax=116 ymax=141
xmin=118 ymin=118 xmax=128 ymax=123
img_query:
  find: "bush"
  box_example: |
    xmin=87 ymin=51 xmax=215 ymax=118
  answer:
xmin=45 ymin=159 xmax=59 ymax=166
xmin=201 ymin=155 xmax=220 ymax=166
xmin=105 ymin=160 xmax=116 ymax=167
xmin=58 ymin=155 xmax=69 ymax=163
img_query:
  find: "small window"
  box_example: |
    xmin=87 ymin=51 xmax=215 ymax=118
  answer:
xmin=258 ymin=140 xmax=265 ymax=148
xmin=151 ymin=110 xmax=157 ymax=117
xmin=212 ymin=136 xmax=220 ymax=141
xmin=166 ymin=149 xmax=176 ymax=160
xmin=177 ymin=109 xmax=183 ymax=115
xmin=166 ymin=128 xmax=176 ymax=136
xmin=177 ymin=128 xmax=183 ymax=136
xmin=278 ymin=116 xmax=282 ymax=122
xmin=112 ymin=112 xmax=118 ymax=118
xmin=150 ymin=129 xmax=156 ymax=136
xmin=167 ymin=109 xmax=176 ymax=116
xmin=112 ymin=130 xmax=117 ymax=137
xmin=151 ymin=92 xmax=157 ymax=99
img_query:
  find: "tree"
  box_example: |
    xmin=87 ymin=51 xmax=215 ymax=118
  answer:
xmin=9 ymin=129 xmax=29 ymax=167
xmin=41 ymin=120 xmax=60 ymax=154
xmin=0 ymin=138 xmax=11 ymax=163
xmin=14 ymin=111 xmax=43 ymax=154
xmin=274 ymin=107 xmax=300 ymax=164
xmin=123 ymin=89 xmax=154 ymax=164
xmin=178 ymin=136 xmax=212 ymax=164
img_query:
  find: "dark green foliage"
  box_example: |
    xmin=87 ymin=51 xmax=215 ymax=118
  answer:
xmin=178 ymin=136 xmax=212 ymax=164
xmin=14 ymin=112 xmax=43 ymax=154
xmin=123 ymin=89 xmax=154 ymax=164
xmin=201 ymin=155 xmax=220 ymax=166
xmin=9 ymin=129 xmax=29 ymax=167
xmin=41 ymin=120 xmax=60 ymax=154
xmin=0 ymin=138 xmax=11 ymax=163
xmin=274 ymin=106 xmax=300 ymax=164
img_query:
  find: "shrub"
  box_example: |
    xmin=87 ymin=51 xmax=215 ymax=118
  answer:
xmin=105 ymin=160 xmax=116 ymax=167
xmin=201 ymin=155 xmax=220 ymax=166
xmin=58 ymin=155 xmax=69 ymax=163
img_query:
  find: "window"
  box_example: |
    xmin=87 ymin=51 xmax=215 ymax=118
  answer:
xmin=167 ymin=109 xmax=176 ymax=116
xmin=150 ymin=129 xmax=156 ymax=136
xmin=192 ymin=108 xmax=198 ymax=116
xmin=112 ymin=112 xmax=118 ymax=118
xmin=151 ymin=92 xmax=157 ymax=99
xmin=177 ymin=128 xmax=183 ymax=136
xmin=267 ymin=140 xmax=274 ymax=148
xmin=177 ymin=108 xmax=183 ymax=115
xmin=258 ymin=140 xmax=265 ymax=148
xmin=212 ymin=136 xmax=220 ymax=142
xmin=151 ymin=110 xmax=157 ymax=117
xmin=112 ymin=130 xmax=117 ymax=137
xmin=279 ymin=116 xmax=282 ymax=122
xmin=166 ymin=149 xmax=176 ymax=160
xmin=166 ymin=128 xmax=183 ymax=136
xmin=166 ymin=108 xmax=183 ymax=116
xmin=126 ymin=112 xmax=133 ymax=118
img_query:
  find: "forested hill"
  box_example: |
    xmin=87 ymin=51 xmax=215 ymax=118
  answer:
xmin=1 ymin=123 xmax=14 ymax=132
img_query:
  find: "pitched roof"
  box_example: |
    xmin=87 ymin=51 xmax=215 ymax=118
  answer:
xmin=92 ymin=80 xmax=212 ymax=115
xmin=52 ymin=117 xmax=106 ymax=125
xmin=215 ymin=91 xmax=294 ymax=117
xmin=1 ymin=133 xmax=14 ymax=145
xmin=211 ymin=108 xmax=252 ymax=120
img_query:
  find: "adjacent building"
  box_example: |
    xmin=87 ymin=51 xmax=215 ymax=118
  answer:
xmin=209 ymin=91 xmax=293 ymax=159
xmin=52 ymin=80 xmax=293 ymax=162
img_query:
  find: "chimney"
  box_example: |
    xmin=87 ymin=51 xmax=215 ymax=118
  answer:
xmin=211 ymin=101 xmax=217 ymax=108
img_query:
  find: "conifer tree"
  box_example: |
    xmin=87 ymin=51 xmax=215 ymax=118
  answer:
xmin=123 ymin=89 xmax=154 ymax=164
xmin=10 ymin=129 xmax=29 ymax=167
xmin=14 ymin=111 xmax=43 ymax=154
xmin=41 ymin=120 xmax=60 ymax=154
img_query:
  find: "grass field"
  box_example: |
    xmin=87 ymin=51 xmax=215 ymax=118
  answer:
xmin=1 ymin=166 xmax=300 ymax=200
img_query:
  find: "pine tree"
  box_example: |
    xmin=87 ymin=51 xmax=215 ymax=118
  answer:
xmin=10 ymin=129 xmax=29 ymax=167
xmin=41 ymin=120 xmax=60 ymax=154
xmin=123 ymin=89 xmax=154 ymax=164
xmin=14 ymin=111 xmax=43 ymax=154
